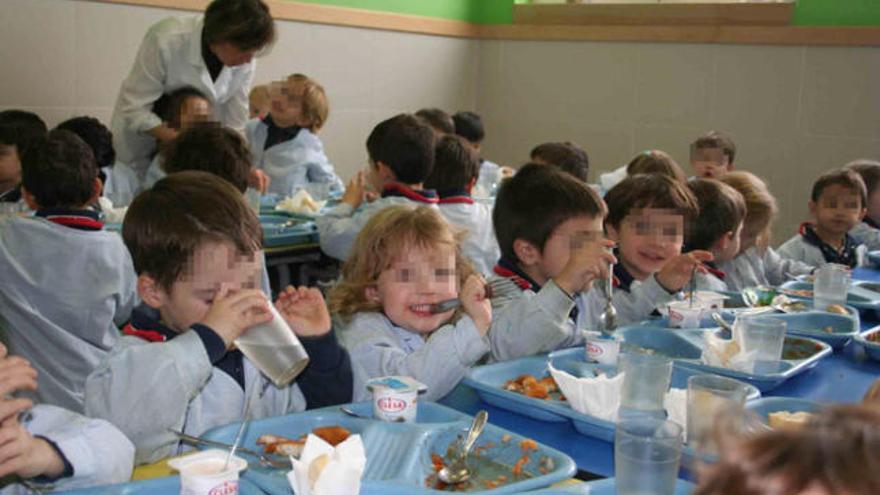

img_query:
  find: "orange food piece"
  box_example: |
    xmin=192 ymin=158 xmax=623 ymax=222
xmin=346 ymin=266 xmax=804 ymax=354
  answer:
xmin=312 ymin=426 xmax=351 ymax=446
xmin=521 ymin=375 xmax=538 ymax=388
xmin=539 ymin=376 xmax=558 ymax=392
xmin=431 ymin=453 xmax=445 ymax=471
xmin=484 ymin=480 xmax=500 ymax=489
xmin=519 ymin=439 xmax=538 ymax=452
xmin=524 ymin=382 xmax=549 ymax=399
xmin=513 ymin=455 xmax=529 ymax=476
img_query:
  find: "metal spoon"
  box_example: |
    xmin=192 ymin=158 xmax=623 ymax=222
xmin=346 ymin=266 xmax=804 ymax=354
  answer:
xmin=598 ymin=264 xmax=617 ymax=335
xmin=711 ymin=312 xmax=733 ymax=332
xmin=438 ymin=410 xmax=489 ymax=485
xmin=171 ymin=430 xmax=290 ymax=469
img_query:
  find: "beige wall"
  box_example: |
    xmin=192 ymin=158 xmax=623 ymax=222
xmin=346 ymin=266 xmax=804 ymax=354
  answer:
xmin=2 ymin=0 xmax=879 ymax=243
xmin=477 ymin=40 xmax=880 ymax=244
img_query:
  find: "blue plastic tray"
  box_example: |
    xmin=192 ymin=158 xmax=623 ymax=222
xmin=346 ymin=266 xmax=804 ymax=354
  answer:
xmin=547 ymin=348 xmax=760 ymax=443
xmin=58 ymin=476 xmax=264 ymax=494
xmin=201 ymin=401 xmax=576 ymax=495
xmin=260 ymin=215 xmax=318 ymax=248
xmin=745 ymin=397 xmax=823 ymax=425
xmin=868 ymin=251 xmax=880 ymax=267
xmin=573 ymin=478 xmax=695 ymax=495
xmin=779 ymin=280 xmax=880 ymax=312
xmin=757 ymin=311 xmax=858 ymax=350
xmin=854 ymin=326 xmax=880 ymax=362
xmin=617 ymin=326 xmax=832 ymax=392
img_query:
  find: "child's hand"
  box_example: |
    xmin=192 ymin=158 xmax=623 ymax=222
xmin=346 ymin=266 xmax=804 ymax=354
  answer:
xmin=554 ymin=238 xmax=617 ymax=296
xmin=0 ymin=345 xmax=36 ymax=424
xmin=249 ymin=169 xmax=271 ymax=194
xmin=461 ymin=274 xmax=492 ymax=335
xmin=0 ymin=419 xmax=65 ymax=480
xmin=275 ymin=286 xmax=332 ymax=337
xmin=655 ymin=250 xmax=714 ymax=293
xmin=341 ymin=171 xmax=367 ymax=209
xmin=201 ymin=287 xmax=273 ymax=348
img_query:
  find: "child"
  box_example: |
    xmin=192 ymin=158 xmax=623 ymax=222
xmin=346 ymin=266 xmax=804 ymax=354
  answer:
xmin=246 ymin=73 xmax=343 ymax=196
xmin=163 ymin=123 xmax=253 ymax=193
xmin=0 ymin=344 xmax=135 ymax=492
xmin=685 ymin=179 xmax=747 ymax=291
xmin=85 ymin=171 xmax=352 ymax=464
xmin=249 ymin=84 xmax=271 ymax=119
xmin=452 ymin=111 xmax=508 ymax=189
xmin=530 ymin=141 xmax=590 ymax=183
xmin=316 ymin=113 xmax=438 ymax=261
xmin=693 ymin=404 xmax=880 ymax=495
xmin=627 ymin=150 xmax=687 ymax=183
xmin=424 ymin=135 xmax=500 ymax=276
xmin=0 ymin=130 xmax=137 ymax=413
xmin=416 ymin=107 xmax=455 ymax=137
xmin=845 ymin=159 xmax=880 ymax=250
xmin=330 ymin=206 xmax=491 ymax=401
xmin=718 ymin=172 xmax=812 ymax=291
xmin=690 ymin=130 xmax=736 ymax=179
xmin=144 ymin=86 xmax=214 ymax=188
xmin=0 ymin=110 xmax=47 ymax=205
xmin=778 ymin=168 xmax=868 ymax=268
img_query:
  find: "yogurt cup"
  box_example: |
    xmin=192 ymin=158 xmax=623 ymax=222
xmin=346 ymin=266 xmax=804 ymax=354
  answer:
xmin=583 ymin=331 xmax=620 ymax=365
xmin=168 ymin=449 xmax=248 ymax=495
xmin=366 ymin=376 xmax=427 ymax=423
xmin=694 ymin=291 xmax=728 ymax=311
xmin=667 ymin=301 xmax=705 ymax=329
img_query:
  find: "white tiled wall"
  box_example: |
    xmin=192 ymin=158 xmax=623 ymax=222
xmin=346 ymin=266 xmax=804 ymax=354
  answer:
xmin=3 ymin=0 xmax=879 ymax=243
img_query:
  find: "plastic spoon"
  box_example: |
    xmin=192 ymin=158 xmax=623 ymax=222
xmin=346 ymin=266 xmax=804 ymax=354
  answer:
xmin=438 ymin=411 xmax=489 ymax=485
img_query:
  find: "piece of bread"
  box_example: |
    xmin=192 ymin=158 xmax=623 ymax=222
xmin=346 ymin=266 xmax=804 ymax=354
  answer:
xmin=768 ymin=410 xmax=814 ymax=430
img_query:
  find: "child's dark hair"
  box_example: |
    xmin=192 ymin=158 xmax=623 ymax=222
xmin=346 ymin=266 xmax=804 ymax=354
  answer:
xmin=493 ymin=162 xmax=606 ymax=262
xmin=626 ymin=150 xmax=686 ymax=183
xmin=0 ymin=110 xmax=48 ymax=154
xmin=530 ymin=142 xmax=589 ymax=183
xmin=690 ymin=130 xmax=736 ymax=165
xmin=203 ymin=0 xmax=275 ymax=52
xmin=21 ymin=130 xmax=97 ymax=209
xmin=55 ymin=116 xmax=116 ymax=185
xmin=424 ymin=135 xmax=480 ymax=193
xmin=152 ymin=86 xmax=210 ymax=129
xmin=452 ymin=111 xmax=485 ymax=144
xmin=415 ymin=108 xmax=455 ymax=135
xmin=162 ymin=123 xmax=252 ymax=193
xmin=123 ymin=171 xmax=262 ymax=290
xmin=811 ymin=168 xmax=867 ymax=207
xmin=604 ymin=174 xmax=700 ymax=229
xmin=685 ymin=178 xmax=747 ymax=252
xmin=845 ymin=159 xmax=880 ymax=196
xmin=366 ymin=114 xmax=436 ymax=185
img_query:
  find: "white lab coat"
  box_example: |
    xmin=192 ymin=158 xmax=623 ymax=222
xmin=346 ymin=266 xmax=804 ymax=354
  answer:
xmin=245 ymin=120 xmax=344 ymax=196
xmin=0 ymin=405 xmax=134 ymax=494
xmin=0 ymin=215 xmax=138 ymax=413
xmin=111 ymin=15 xmax=255 ymax=193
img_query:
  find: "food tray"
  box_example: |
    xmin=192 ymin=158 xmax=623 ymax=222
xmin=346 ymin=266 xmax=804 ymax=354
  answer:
xmin=854 ymin=326 xmax=880 ymax=362
xmin=201 ymin=401 xmax=576 ymax=495
xmin=57 ymin=476 xmax=264 ymax=494
xmin=745 ymin=397 xmax=823 ymax=426
xmin=567 ymin=477 xmax=694 ymax=495
xmin=757 ymin=311 xmax=858 ymax=350
xmin=779 ymin=280 xmax=880 ymax=312
xmin=867 ymin=250 xmax=880 ymax=267
xmin=617 ymin=326 xmax=832 ymax=392
xmin=260 ymin=215 xmax=318 ymax=248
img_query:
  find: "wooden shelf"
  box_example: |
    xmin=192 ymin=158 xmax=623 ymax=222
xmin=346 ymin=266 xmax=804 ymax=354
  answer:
xmin=513 ymin=2 xmax=795 ymax=26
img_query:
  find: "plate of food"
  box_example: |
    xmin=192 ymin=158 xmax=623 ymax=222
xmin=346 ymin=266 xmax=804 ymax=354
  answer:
xmin=854 ymin=326 xmax=880 ymax=362
xmin=779 ymin=281 xmax=880 ymax=313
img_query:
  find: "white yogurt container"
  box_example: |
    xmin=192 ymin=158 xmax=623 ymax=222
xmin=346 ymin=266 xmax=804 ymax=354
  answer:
xmin=366 ymin=376 xmax=427 ymax=423
xmin=667 ymin=301 xmax=705 ymax=329
xmin=168 ymin=449 xmax=248 ymax=495
xmin=583 ymin=331 xmax=621 ymax=365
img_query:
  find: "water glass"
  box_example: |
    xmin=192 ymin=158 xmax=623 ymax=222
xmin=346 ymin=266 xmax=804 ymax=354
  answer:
xmin=618 ymin=352 xmax=673 ymax=415
xmin=234 ymin=303 xmax=310 ymax=387
xmin=686 ymin=374 xmax=748 ymax=453
xmin=733 ymin=316 xmax=786 ymax=372
xmin=615 ymin=418 xmax=683 ymax=495
xmin=813 ymin=263 xmax=850 ymax=311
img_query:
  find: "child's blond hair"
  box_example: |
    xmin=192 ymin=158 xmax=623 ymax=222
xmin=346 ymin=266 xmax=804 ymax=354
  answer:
xmin=719 ymin=171 xmax=778 ymax=252
xmin=328 ymin=205 xmax=474 ymax=321
xmin=287 ymin=73 xmax=328 ymax=132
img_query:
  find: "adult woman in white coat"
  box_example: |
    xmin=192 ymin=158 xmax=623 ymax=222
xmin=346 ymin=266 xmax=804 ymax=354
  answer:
xmin=110 ymin=0 xmax=275 ymax=203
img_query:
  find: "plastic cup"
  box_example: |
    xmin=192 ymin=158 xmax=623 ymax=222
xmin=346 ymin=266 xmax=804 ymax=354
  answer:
xmin=813 ymin=263 xmax=851 ymax=311
xmin=733 ymin=316 xmax=786 ymax=372
xmin=583 ymin=331 xmax=620 ymax=365
xmin=615 ymin=418 xmax=683 ymax=495
xmin=686 ymin=375 xmax=748 ymax=453
xmin=233 ymin=303 xmax=309 ymax=388
xmin=666 ymin=301 xmax=704 ymax=329
xmin=168 ymin=449 xmax=247 ymax=495
xmin=618 ymin=352 xmax=673 ymax=416
xmin=366 ymin=376 xmax=427 ymax=423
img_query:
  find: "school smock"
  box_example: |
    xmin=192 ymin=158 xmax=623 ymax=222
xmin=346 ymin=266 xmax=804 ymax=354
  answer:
xmin=143 ymin=154 xmax=166 ymax=191
xmin=110 ymin=16 xmax=255 ymax=190
xmin=339 ymin=312 xmax=489 ymax=402
xmin=316 ymin=184 xmax=439 ymax=261
xmin=0 ymin=210 xmax=138 ymax=413
xmin=0 ymin=404 xmax=135 ymax=494
xmin=101 ymin=161 xmax=141 ymax=207
xmin=693 ymin=262 xmax=729 ymax=292
xmin=778 ymin=223 xmax=867 ymax=269
xmin=486 ymin=257 xmax=677 ymax=362
xmin=436 ymin=189 xmax=500 ymax=277
xmin=718 ymin=246 xmax=813 ymax=292
xmin=850 ymin=219 xmax=880 ymax=251
xmin=245 ymin=117 xmax=344 ymax=196
xmin=84 ymin=305 xmax=352 ymax=465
